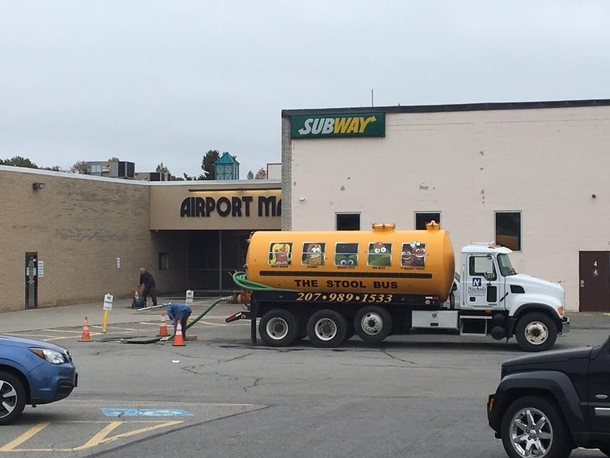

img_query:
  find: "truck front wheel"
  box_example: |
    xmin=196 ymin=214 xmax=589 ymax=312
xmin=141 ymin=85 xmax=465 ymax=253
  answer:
xmin=515 ymin=312 xmax=558 ymax=352
xmin=307 ymin=310 xmax=348 ymax=348
xmin=354 ymin=306 xmax=392 ymax=343
xmin=259 ymin=309 xmax=299 ymax=347
xmin=501 ymin=395 xmax=571 ymax=458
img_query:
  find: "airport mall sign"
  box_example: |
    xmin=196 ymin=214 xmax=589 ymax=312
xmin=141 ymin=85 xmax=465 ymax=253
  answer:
xmin=180 ymin=195 xmax=281 ymax=218
xmin=291 ymin=113 xmax=385 ymax=139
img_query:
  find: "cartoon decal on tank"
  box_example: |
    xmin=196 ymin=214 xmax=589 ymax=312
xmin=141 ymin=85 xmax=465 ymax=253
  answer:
xmin=368 ymin=242 xmax=392 ymax=267
xmin=334 ymin=243 xmax=359 ymax=267
xmin=269 ymin=242 xmax=292 ymax=266
xmin=401 ymin=241 xmax=426 ymax=268
xmin=302 ymin=243 xmax=325 ymax=266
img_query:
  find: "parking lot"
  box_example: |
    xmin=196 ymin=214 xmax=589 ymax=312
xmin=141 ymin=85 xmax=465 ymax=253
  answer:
xmin=1 ymin=301 xmax=609 ymax=457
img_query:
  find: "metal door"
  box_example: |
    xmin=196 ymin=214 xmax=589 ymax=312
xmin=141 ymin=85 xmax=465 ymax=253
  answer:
xmin=579 ymin=251 xmax=610 ymax=312
xmin=463 ymin=254 xmax=499 ymax=308
xmin=25 ymin=252 xmax=38 ymax=309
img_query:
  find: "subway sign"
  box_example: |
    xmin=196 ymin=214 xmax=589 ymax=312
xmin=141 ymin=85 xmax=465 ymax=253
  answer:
xmin=291 ymin=113 xmax=385 ymax=139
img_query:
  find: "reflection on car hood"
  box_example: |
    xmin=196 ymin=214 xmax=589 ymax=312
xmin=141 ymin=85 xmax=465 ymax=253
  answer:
xmin=503 ymin=346 xmax=593 ymax=369
xmin=0 ymin=335 xmax=69 ymax=353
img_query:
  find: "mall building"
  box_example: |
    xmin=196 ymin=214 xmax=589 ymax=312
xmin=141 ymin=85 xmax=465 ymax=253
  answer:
xmin=2 ymin=98 xmax=610 ymax=313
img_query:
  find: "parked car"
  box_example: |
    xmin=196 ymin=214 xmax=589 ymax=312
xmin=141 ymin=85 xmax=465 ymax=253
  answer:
xmin=487 ymin=336 xmax=610 ymax=458
xmin=0 ymin=335 xmax=77 ymax=424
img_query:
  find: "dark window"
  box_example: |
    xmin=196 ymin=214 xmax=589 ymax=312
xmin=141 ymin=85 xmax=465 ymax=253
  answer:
xmin=495 ymin=212 xmax=521 ymax=251
xmin=415 ymin=212 xmax=440 ymax=230
xmin=336 ymin=213 xmax=360 ymax=230
xmin=158 ymin=252 xmax=169 ymax=271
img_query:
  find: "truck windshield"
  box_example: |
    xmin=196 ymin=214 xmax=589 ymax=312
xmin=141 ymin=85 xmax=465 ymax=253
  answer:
xmin=497 ymin=254 xmax=517 ymax=276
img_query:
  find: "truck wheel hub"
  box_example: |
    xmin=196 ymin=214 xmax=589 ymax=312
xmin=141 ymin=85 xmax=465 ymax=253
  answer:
xmin=361 ymin=313 xmax=383 ymax=335
xmin=524 ymin=321 xmax=548 ymax=345
xmin=266 ymin=318 xmax=288 ymax=340
xmin=315 ymin=318 xmax=337 ymax=341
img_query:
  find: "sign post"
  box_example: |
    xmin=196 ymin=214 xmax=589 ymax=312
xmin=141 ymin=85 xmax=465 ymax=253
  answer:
xmin=102 ymin=294 xmax=113 ymax=333
xmin=185 ymin=290 xmax=194 ymax=305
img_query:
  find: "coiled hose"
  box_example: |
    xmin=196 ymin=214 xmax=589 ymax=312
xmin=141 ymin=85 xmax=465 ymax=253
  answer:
xmin=231 ymin=271 xmax=295 ymax=292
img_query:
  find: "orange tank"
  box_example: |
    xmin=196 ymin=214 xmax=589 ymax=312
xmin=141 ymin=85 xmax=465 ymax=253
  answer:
xmin=245 ymin=222 xmax=455 ymax=301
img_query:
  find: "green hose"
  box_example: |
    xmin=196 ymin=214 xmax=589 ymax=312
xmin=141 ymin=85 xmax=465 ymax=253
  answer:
xmin=167 ymin=272 xmax=293 ymax=340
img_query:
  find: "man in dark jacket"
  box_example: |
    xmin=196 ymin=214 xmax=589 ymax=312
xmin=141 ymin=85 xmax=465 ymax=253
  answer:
xmin=139 ymin=267 xmax=157 ymax=306
xmin=166 ymin=303 xmax=192 ymax=338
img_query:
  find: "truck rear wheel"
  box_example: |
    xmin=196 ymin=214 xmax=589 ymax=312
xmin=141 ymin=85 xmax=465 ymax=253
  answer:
xmin=515 ymin=312 xmax=558 ymax=352
xmin=259 ymin=309 xmax=299 ymax=347
xmin=354 ymin=306 xmax=392 ymax=343
xmin=501 ymin=395 xmax=571 ymax=458
xmin=307 ymin=310 xmax=348 ymax=348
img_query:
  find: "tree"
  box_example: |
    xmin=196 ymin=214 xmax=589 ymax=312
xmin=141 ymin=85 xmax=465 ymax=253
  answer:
xmin=201 ymin=150 xmax=220 ymax=180
xmin=254 ymin=167 xmax=267 ymax=179
xmin=0 ymin=156 xmax=39 ymax=169
xmin=156 ymin=162 xmax=170 ymax=173
xmin=246 ymin=170 xmax=254 ymax=180
xmin=70 ymin=160 xmax=88 ymax=174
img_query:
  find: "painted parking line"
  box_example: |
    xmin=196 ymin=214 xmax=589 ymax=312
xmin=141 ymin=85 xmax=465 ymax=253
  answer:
xmin=101 ymin=408 xmax=193 ymax=417
xmin=0 ymin=420 xmax=183 ymax=452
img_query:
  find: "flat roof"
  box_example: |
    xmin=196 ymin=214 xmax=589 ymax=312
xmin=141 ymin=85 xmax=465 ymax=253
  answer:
xmin=282 ymin=98 xmax=610 ymax=117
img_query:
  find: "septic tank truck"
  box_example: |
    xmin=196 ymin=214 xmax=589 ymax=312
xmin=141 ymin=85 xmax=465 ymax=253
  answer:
xmin=227 ymin=222 xmax=569 ymax=351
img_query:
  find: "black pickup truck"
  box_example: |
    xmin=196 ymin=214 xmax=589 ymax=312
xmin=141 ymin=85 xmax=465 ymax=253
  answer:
xmin=488 ymin=336 xmax=610 ymax=458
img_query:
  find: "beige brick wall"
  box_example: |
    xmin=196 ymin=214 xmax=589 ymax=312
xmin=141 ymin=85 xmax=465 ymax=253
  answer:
xmin=0 ymin=167 xmax=188 ymax=312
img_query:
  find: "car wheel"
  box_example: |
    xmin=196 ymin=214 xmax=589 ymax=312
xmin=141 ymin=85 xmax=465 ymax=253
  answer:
xmin=354 ymin=306 xmax=392 ymax=343
xmin=515 ymin=312 xmax=558 ymax=352
xmin=501 ymin=395 xmax=571 ymax=458
xmin=306 ymin=310 xmax=348 ymax=348
xmin=0 ymin=371 xmax=27 ymax=425
xmin=259 ymin=309 xmax=299 ymax=347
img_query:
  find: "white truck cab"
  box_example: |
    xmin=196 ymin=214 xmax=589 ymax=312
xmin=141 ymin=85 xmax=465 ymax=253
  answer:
xmin=449 ymin=243 xmax=568 ymax=351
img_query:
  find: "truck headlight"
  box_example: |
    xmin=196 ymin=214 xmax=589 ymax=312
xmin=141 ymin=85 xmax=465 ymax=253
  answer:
xmin=30 ymin=348 xmax=69 ymax=364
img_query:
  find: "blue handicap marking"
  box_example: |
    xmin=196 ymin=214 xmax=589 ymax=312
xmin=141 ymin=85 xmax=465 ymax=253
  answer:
xmin=101 ymin=408 xmax=193 ymax=417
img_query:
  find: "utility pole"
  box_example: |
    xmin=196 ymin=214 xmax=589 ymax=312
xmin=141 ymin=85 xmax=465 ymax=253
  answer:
xmin=371 ymin=89 xmax=374 ymax=107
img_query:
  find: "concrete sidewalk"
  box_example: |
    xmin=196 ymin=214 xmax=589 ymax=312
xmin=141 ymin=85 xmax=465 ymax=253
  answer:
xmin=0 ymin=296 xmax=245 ymax=334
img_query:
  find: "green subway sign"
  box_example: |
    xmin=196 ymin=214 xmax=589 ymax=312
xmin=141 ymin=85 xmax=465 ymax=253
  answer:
xmin=291 ymin=113 xmax=385 ymax=139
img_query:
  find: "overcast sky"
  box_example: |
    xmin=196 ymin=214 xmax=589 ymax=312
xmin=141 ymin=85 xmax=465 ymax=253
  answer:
xmin=1 ymin=0 xmax=609 ymax=178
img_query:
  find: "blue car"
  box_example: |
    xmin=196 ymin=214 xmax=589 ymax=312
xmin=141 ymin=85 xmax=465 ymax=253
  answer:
xmin=0 ymin=335 xmax=77 ymax=424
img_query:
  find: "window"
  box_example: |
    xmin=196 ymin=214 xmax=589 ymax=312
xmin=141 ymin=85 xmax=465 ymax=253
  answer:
xmin=495 ymin=212 xmax=521 ymax=251
xmin=336 ymin=213 xmax=360 ymax=230
xmin=469 ymin=256 xmax=497 ymax=280
xmin=158 ymin=252 xmax=169 ymax=271
xmin=90 ymin=164 xmax=102 ymax=173
xmin=415 ymin=212 xmax=440 ymax=230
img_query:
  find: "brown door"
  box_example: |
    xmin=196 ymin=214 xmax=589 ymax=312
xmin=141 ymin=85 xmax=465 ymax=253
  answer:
xmin=579 ymin=251 xmax=610 ymax=312
xmin=25 ymin=252 xmax=38 ymax=309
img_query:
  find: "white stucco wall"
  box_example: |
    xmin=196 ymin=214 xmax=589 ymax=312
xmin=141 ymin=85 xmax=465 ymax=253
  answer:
xmin=284 ymin=104 xmax=610 ymax=311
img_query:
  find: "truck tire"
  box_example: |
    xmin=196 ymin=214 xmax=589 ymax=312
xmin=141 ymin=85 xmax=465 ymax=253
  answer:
xmin=259 ymin=309 xmax=299 ymax=347
xmin=0 ymin=371 xmax=27 ymax=425
xmin=354 ymin=306 xmax=392 ymax=343
xmin=515 ymin=312 xmax=558 ymax=352
xmin=307 ymin=310 xmax=348 ymax=348
xmin=500 ymin=395 xmax=571 ymax=458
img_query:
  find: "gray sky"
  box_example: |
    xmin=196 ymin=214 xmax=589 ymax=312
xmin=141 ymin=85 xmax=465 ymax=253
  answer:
xmin=1 ymin=0 xmax=609 ymax=178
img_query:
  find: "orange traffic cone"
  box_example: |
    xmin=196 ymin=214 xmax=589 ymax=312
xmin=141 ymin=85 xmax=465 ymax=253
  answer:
xmin=172 ymin=321 xmax=185 ymax=346
xmin=157 ymin=312 xmax=169 ymax=337
xmin=79 ymin=316 xmax=91 ymax=342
